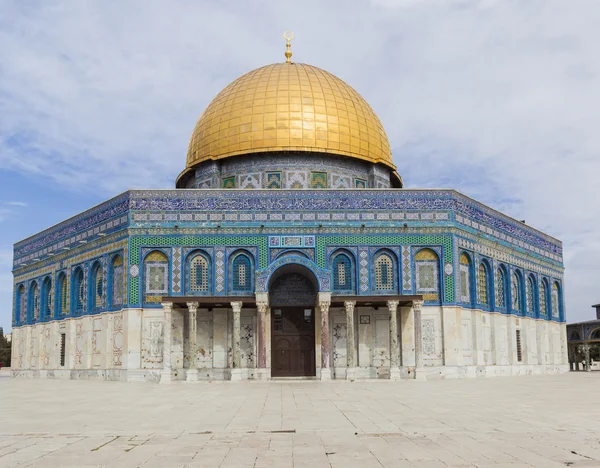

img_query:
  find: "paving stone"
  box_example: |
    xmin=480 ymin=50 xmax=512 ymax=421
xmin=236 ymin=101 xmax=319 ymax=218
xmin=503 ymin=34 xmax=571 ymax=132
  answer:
xmin=2 ymin=373 xmax=599 ymax=468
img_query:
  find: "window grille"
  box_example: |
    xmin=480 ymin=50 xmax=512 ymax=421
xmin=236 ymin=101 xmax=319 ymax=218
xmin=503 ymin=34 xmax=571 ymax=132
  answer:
xmin=511 ymin=273 xmax=520 ymax=313
xmin=60 ymin=333 xmax=66 ymax=367
xmin=232 ymin=254 xmax=252 ymax=291
xmin=332 ymin=254 xmax=352 ymax=291
xmin=459 ymin=253 xmax=471 ymax=303
xmin=552 ymin=283 xmax=560 ymax=318
xmin=478 ymin=264 xmax=488 ymax=305
xmin=112 ymin=256 xmax=124 ymax=307
xmin=526 ymin=277 xmax=534 ymax=315
xmin=415 ymin=249 xmax=440 ymax=302
xmin=540 ymin=281 xmax=547 ymax=316
xmin=375 ymin=254 xmax=393 ymax=290
xmin=190 ymin=255 xmax=209 ymax=292
xmin=516 ymin=329 xmax=522 ymax=362
xmin=496 ymin=268 xmax=506 ymax=307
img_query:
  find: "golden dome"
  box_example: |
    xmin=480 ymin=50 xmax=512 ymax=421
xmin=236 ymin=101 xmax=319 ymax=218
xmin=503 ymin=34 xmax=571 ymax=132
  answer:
xmin=179 ymin=62 xmax=395 ymax=183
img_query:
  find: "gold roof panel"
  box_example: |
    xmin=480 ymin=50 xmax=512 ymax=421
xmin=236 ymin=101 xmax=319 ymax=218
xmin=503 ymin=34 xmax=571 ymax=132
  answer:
xmin=181 ymin=62 xmax=395 ymax=179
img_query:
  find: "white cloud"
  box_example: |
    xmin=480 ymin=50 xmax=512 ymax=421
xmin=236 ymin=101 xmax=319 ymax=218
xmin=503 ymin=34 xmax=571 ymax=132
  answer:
xmin=3 ymin=202 xmax=28 ymax=207
xmin=0 ymin=0 xmax=598 ymax=322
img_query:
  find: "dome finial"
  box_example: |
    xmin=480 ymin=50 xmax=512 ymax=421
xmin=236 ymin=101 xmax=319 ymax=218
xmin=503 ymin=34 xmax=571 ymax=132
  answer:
xmin=283 ymin=30 xmax=294 ymax=63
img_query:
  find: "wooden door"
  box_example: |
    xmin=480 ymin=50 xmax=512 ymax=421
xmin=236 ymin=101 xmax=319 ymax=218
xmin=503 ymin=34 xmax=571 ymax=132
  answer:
xmin=271 ymin=308 xmax=316 ymax=377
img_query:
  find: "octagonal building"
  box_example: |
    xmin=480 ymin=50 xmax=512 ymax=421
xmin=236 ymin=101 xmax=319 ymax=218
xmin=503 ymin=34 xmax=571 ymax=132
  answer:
xmin=10 ymin=50 xmax=568 ymax=381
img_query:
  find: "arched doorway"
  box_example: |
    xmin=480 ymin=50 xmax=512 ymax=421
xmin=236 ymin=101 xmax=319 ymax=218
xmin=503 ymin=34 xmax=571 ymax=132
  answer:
xmin=268 ymin=264 xmax=317 ymax=377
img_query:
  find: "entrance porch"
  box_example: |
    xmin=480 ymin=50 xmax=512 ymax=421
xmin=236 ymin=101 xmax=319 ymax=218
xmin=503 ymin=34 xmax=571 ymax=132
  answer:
xmin=159 ymin=293 xmax=425 ymax=382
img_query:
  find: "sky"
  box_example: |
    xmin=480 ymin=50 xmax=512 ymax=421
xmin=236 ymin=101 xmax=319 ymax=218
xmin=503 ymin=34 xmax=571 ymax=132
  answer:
xmin=1 ymin=0 xmax=599 ymax=330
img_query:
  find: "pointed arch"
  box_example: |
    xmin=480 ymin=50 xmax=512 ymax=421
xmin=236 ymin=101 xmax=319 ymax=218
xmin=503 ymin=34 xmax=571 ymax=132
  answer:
xmin=459 ymin=252 xmax=474 ymax=305
xmin=90 ymin=261 xmax=104 ymax=312
xmin=71 ymin=267 xmax=84 ymax=315
xmin=539 ymin=278 xmax=549 ymax=317
xmin=511 ymin=270 xmax=524 ymax=314
xmin=144 ymin=250 xmax=169 ymax=304
xmin=187 ymin=250 xmax=211 ymax=295
xmin=526 ymin=274 xmax=537 ymax=317
xmin=28 ymin=281 xmax=40 ymax=322
xmin=230 ymin=250 xmax=254 ymax=293
xmin=331 ymin=250 xmax=355 ymax=293
xmin=477 ymin=260 xmax=491 ymax=306
xmin=495 ymin=265 xmax=508 ymax=310
xmin=109 ymin=254 xmax=125 ymax=308
xmin=414 ymin=248 xmax=441 ymax=303
xmin=15 ymin=284 xmax=25 ymax=324
xmin=56 ymin=272 xmax=68 ymax=317
xmin=372 ymin=250 xmax=397 ymax=293
xmin=551 ymin=281 xmax=562 ymax=320
xmin=42 ymin=276 xmax=53 ymax=321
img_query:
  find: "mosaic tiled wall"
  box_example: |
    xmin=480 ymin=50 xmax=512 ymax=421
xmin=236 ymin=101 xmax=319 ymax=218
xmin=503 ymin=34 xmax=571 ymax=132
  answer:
xmin=185 ymin=153 xmax=392 ymax=189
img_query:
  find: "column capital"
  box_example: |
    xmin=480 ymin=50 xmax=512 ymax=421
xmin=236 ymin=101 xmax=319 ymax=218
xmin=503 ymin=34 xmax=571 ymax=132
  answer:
xmin=186 ymin=302 xmax=199 ymax=313
xmin=387 ymin=300 xmax=399 ymax=312
xmin=161 ymin=302 xmax=173 ymax=313
xmin=344 ymin=300 xmax=356 ymax=312
xmin=231 ymin=301 xmax=243 ymax=313
xmin=319 ymin=300 xmax=331 ymax=312
xmin=256 ymin=301 xmax=268 ymax=314
xmin=412 ymin=299 xmax=424 ymax=312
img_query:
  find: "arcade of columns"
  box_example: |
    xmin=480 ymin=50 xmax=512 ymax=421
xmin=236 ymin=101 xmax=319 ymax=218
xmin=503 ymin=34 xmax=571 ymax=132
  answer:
xmin=159 ymin=297 xmax=425 ymax=382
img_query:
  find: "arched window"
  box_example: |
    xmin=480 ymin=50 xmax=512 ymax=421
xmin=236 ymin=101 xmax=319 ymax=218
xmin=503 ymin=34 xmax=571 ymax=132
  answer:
xmin=15 ymin=284 xmax=25 ymax=324
xmin=72 ymin=268 xmax=84 ymax=315
xmin=551 ymin=282 xmax=560 ymax=319
xmin=540 ymin=280 xmax=548 ymax=317
xmin=189 ymin=253 xmax=210 ymax=293
xmin=511 ymin=272 xmax=522 ymax=314
xmin=591 ymin=329 xmax=600 ymax=340
xmin=459 ymin=252 xmax=472 ymax=304
xmin=332 ymin=252 xmax=353 ymax=292
xmin=496 ymin=267 xmax=507 ymax=308
xmin=477 ymin=263 xmax=489 ymax=305
xmin=414 ymin=248 xmax=440 ymax=302
xmin=144 ymin=251 xmax=169 ymax=303
xmin=90 ymin=262 xmax=104 ymax=312
xmin=56 ymin=272 xmax=68 ymax=316
xmin=232 ymin=253 xmax=252 ymax=293
xmin=374 ymin=252 xmax=395 ymax=291
xmin=110 ymin=255 xmax=125 ymax=308
xmin=42 ymin=276 xmax=53 ymax=321
xmin=569 ymin=330 xmax=581 ymax=341
xmin=526 ymin=275 xmax=535 ymax=316
xmin=29 ymin=281 xmax=40 ymax=322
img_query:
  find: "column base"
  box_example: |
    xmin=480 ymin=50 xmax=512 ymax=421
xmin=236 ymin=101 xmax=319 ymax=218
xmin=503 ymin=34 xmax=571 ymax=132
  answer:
xmin=160 ymin=369 xmax=174 ymax=384
xmin=389 ymin=366 xmax=401 ymax=381
xmin=255 ymin=368 xmax=270 ymax=381
xmin=320 ymin=368 xmax=331 ymax=380
xmin=186 ymin=369 xmax=199 ymax=382
xmin=346 ymin=367 xmax=358 ymax=381
xmin=414 ymin=367 xmax=427 ymax=381
xmin=230 ymin=368 xmax=243 ymax=382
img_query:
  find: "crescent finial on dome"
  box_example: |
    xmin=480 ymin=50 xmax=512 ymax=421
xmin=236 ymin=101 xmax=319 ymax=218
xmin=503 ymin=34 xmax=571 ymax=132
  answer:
xmin=283 ymin=30 xmax=294 ymax=63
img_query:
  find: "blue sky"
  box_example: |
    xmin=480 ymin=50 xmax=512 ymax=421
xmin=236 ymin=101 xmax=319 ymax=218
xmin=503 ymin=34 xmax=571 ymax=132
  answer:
xmin=1 ymin=0 xmax=599 ymax=330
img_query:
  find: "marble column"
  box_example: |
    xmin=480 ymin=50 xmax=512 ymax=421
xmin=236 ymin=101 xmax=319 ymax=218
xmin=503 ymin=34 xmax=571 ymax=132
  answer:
xmin=230 ymin=301 xmax=243 ymax=381
xmin=413 ymin=300 xmax=426 ymax=381
xmin=388 ymin=300 xmax=401 ymax=380
xmin=160 ymin=302 xmax=174 ymax=383
xmin=186 ymin=302 xmax=199 ymax=381
xmin=256 ymin=301 xmax=268 ymax=380
xmin=583 ymin=344 xmax=591 ymax=372
xmin=344 ymin=301 xmax=357 ymax=380
xmin=320 ymin=299 xmax=331 ymax=380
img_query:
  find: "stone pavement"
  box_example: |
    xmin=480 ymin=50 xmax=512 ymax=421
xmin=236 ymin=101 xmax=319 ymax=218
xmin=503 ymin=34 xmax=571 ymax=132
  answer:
xmin=0 ymin=373 xmax=599 ymax=468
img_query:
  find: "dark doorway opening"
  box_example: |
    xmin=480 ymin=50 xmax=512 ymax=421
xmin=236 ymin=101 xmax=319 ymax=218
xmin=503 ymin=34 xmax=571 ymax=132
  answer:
xmin=269 ymin=266 xmax=317 ymax=377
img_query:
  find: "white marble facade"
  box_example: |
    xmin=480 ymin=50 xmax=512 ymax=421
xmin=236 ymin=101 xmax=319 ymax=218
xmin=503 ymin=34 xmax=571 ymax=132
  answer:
xmin=10 ymin=298 xmax=569 ymax=382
